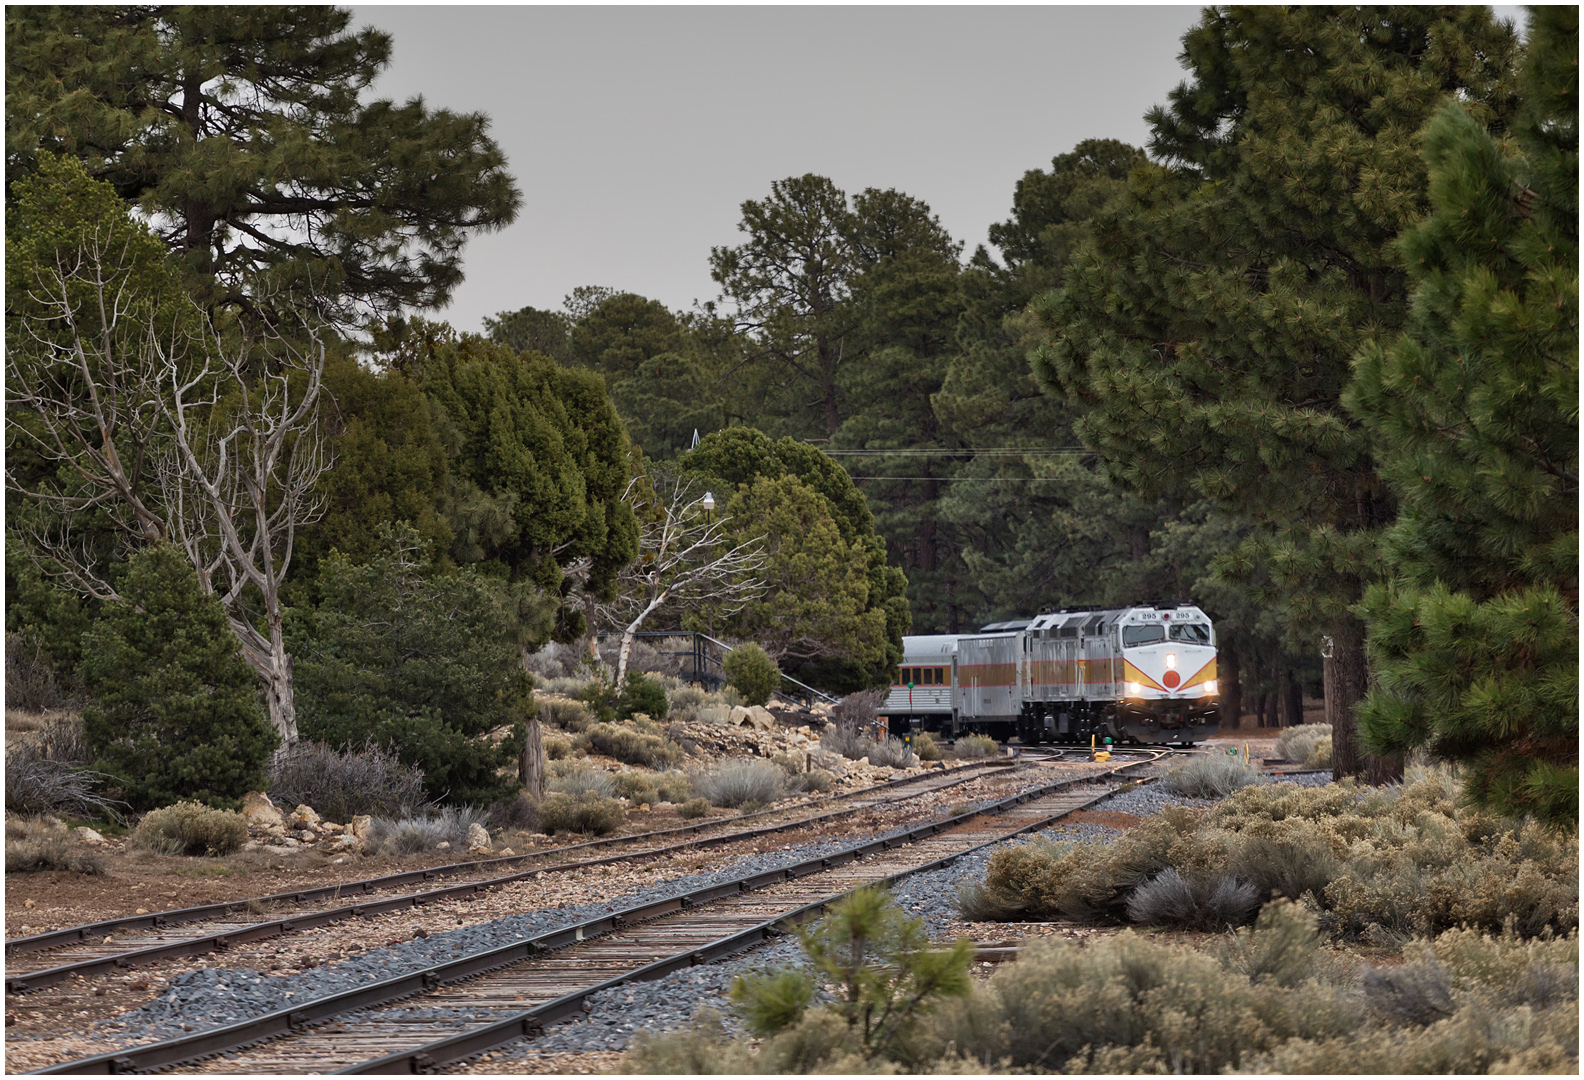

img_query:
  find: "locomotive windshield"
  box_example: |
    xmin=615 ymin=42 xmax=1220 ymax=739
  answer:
xmin=1122 ymin=624 xmax=1166 ymax=646
xmin=1169 ymin=622 xmax=1211 ymax=644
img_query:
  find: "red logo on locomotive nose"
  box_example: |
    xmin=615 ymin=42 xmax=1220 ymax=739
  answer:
xmin=1162 ymin=670 xmax=1181 ymax=689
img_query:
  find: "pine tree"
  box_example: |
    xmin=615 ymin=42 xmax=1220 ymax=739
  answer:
xmin=1032 ymin=7 xmax=1521 ymax=779
xmin=1345 ymin=6 xmax=1578 ymax=823
xmin=6 ymin=6 xmax=518 ymax=327
xmin=79 ymin=545 xmax=277 ymax=810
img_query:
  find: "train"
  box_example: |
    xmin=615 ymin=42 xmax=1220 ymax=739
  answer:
xmin=879 ymin=604 xmax=1220 ymax=747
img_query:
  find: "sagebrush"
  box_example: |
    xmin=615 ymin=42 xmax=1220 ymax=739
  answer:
xmin=5 ymin=816 xmax=106 ymax=875
xmin=130 ymin=801 xmax=249 ymax=856
xmin=367 ymin=806 xmax=492 ymax=855
xmin=691 ymin=759 xmax=785 ymax=808
xmin=538 ymin=792 xmax=624 ymax=835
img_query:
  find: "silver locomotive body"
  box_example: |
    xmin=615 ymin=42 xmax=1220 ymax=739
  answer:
xmin=879 ymin=605 xmax=1220 ymax=746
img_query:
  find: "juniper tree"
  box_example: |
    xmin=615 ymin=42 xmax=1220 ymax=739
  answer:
xmin=1345 ymin=6 xmax=1578 ymax=823
xmin=1032 ymin=6 xmax=1521 ymax=779
xmin=79 ymin=545 xmax=277 ymax=810
xmin=6 ymin=5 xmax=518 ymax=328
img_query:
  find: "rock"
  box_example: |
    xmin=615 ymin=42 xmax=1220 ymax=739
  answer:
xmin=285 ymin=804 xmax=320 ymax=831
xmin=135 ymin=908 xmax=150 ymax=916
xmin=348 ymin=815 xmax=372 ymax=841
xmin=498 ymin=847 xmax=515 ymax=857
xmin=435 ymin=840 xmax=451 ymax=852
xmin=294 ymin=829 xmax=317 ymax=843
xmin=242 ymin=840 xmax=266 ymax=853
xmin=728 ymin=705 xmax=775 ymax=731
xmin=265 ymin=824 xmax=287 ymax=838
xmin=320 ymin=821 xmax=343 ymax=833
xmin=24 ymin=899 xmax=36 ymax=909
xmin=241 ymin=791 xmax=283 ymax=829
xmin=323 ymin=833 xmax=362 ymax=855
xmin=70 ymin=826 xmax=108 ymax=845
xmin=466 ymin=822 xmax=492 ymax=856
xmin=808 ymin=748 xmax=847 ymax=776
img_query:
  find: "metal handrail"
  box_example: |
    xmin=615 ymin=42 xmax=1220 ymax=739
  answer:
xmin=591 ymin=630 xmax=839 ymax=706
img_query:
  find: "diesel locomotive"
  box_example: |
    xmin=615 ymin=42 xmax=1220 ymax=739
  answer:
xmin=880 ymin=604 xmax=1220 ymax=747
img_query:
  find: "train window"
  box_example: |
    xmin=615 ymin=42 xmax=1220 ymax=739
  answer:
xmin=1123 ymin=624 xmax=1166 ymax=647
xmin=1169 ymin=623 xmax=1211 ymax=644
xmin=921 ymin=667 xmax=933 ymax=685
xmin=936 ymin=667 xmax=946 ymax=684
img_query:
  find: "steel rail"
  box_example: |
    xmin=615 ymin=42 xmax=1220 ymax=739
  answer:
xmin=6 ymin=759 xmax=1017 ymax=963
xmin=345 ymin=765 xmax=1154 ymax=1074
xmin=5 ymin=761 xmax=1026 ymax=993
xmin=28 ymin=762 xmax=1149 ymax=1075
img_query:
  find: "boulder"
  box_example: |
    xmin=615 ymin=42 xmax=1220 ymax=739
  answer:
xmin=294 ymin=829 xmax=317 ymax=843
xmin=285 ymin=804 xmax=320 ymax=831
xmin=323 ymin=833 xmax=362 ymax=855
xmin=465 ymin=822 xmax=492 ymax=856
xmin=70 ymin=826 xmax=108 ymax=845
xmin=435 ymin=840 xmax=451 ymax=852
xmin=241 ymin=791 xmax=284 ymax=829
xmin=729 ymin=705 xmax=775 ymax=731
xmin=808 ymin=748 xmax=848 ymax=777
xmin=348 ymin=815 xmax=372 ymax=841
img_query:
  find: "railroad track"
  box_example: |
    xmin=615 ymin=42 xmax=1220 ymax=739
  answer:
xmin=6 ymin=759 xmax=1032 ymax=994
xmin=30 ymin=759 xmax=1154 ymax=1075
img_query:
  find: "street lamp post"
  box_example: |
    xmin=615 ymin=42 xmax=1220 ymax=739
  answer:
xmin=701 ymin=490 xmax=716 ymax=648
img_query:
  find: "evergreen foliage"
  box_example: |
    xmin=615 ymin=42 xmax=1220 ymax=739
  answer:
xmin=5 ymin=5 xmax=519 ymax=326
xmin=290 ymin=526 xmax=529 ymax=806
xmin=1345 ymin=6 xmax=1578 ymax=824
xmin=77 ymin=545 xmax=277 ymax=810
xmin=1031 ymin=7 xmax=1522 ymax=776
xmin=723 ymin=642 xmax=781 ymax=706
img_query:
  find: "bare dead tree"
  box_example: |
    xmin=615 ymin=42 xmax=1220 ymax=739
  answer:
xmin=603 ymin=478 xmax=768 ymax=689
xmin=6 ymin=225 xmax=329 ymax=747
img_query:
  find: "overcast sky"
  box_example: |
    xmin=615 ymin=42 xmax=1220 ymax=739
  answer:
xmin=351 ymin=5 xmax=1528 ymax=335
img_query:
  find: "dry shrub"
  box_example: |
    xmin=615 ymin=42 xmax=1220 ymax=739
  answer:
xmin=1163 ymin=752 xmax=1260 ymax=797
xmin=537 ymin=792 xmax=624 ymax=835
xmin=655 ymin=772 xmax=693 ymax=803
xmin=498 ymin=792 xmax=540 ymax=832
xmin=537 ymin=697 xmax=594 ymax=732
xmin=690 ymin=759 xmax=785 ymax=808
xmin=966 ymin=769 xmax=1578 ymax=942
xmin=4 ymin=816 xmax=106 ymax=874
xmin=522 ymin=642 xmax=579 ymax=680
xmin=544 ymin=735 xmax=574 ymax=760
xmin=954 ymin=734 xmax=999 ymax=758
xmin=367 ymin=806 xmax=491 ymax=855
xmin=831 ymin=689 xmax=884 ymax=729
xmin=912 ymin=932 xmax=1363 ymax=1074
xmin=867 ymin=736 xmax=917 ymax=769
xmin=613 ymin=769 xmax=660 ymax=805
xmin=130 ymin=801 xmax=248 ymax=856
xmin=624 ymin=1008 xmax=754 ymax=1074
xmin=578 ymin=723 xmax=683 ymax=768
xmin=677 ymin=796 xmax=712 ymax=820
xmin=1124 ymin=868 xmax=1260 ymax=930
xmin=911 ymin=731 xmax=942 ymax=761
xmin=1275 ymin=723 xmax=1333 ymax=768
xmin=267 ymin=739 xmax=428 ymax=821
xmin=1362 ymin=959 xmax=1456 ymax=1026
xmin=547 ymin=765 xmax=617 ymax=799
xmin=5 ymin=746 xmax=120 ymax=820
xmin=5 ymin=631 xmax=71 ymax=712
xmin=819 ymin=722 xmax=871 ymax=761
xmin=788 ymin=768 xmax=835 ymax=794
xmin=770 ymin=752 xmax=804 ymax=776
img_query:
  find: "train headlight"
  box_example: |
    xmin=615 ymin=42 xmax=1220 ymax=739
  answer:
xmin=1165 ymin=653 xmax=1177 ymax=669
xmin=1127 ymin=681 xmax=1142 ymax=697
xmin=1204 ymin=680 xmax=1218 ymax=695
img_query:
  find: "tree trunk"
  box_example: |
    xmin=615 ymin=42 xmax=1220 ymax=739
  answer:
xmin=1219 ymin=637 xmax=1242 ymax=729
xmin=1328 ymin=615 xmax=1402 ymax=784
xmin=232 ymin=616 xmax=298 ymax=748
xmin=1257 ymin=690 xmax=1274 ymax=728
xmin=519 ymin=717 xmax=545 ymax=800
xmin=1281 ymin=669 xmax=1304 ymax=727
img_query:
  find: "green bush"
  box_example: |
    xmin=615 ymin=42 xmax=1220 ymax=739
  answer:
xmin=578 ymin=722 xmax=683 ymax=768
xmin=677 ymin=796 xmax=712 ymax=820
xmin=537 ymin=792 xmax=625 ymax=835
xmin=911 ymin=732 xmax=941 ymax=761
xmin=78 ymin=545 xmax=278 ymax=810
xmin=617 ymin=672 xmax=670 ymax=721
xmin=954 ymin=734 xmax=999 ymax=758
xmin=130 ymin=801 xmax=249 ymax=856
xmin=1163 ymin=752 xmax=1261 ymax=797
xmin=291 ymin=527 xmax=529 ymax=806
xmin=538 ymin=698 xmax=594 ymax=733
xmin=544 ymin=735 xmax=574 ymax=760
xmin=4 ymin=817 xmax=106 ymax=875
xmin=723 ymin=643 xmax=780 ymax=707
